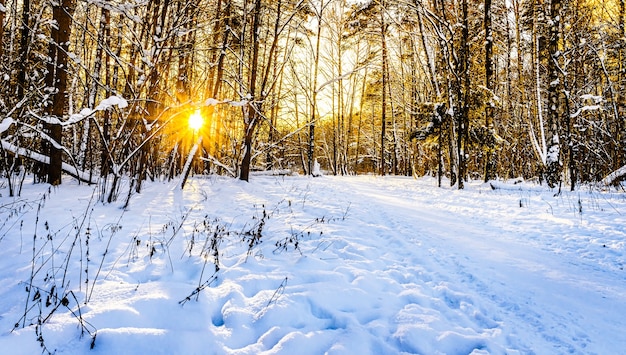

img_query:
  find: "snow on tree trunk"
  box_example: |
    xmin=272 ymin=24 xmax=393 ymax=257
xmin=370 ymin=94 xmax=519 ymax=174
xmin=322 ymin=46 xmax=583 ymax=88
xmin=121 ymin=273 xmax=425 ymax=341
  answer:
xmin=180 ymin=136 xmax=203 ymax=190
xmin=544 ymin=0 xmax=562 ymax=189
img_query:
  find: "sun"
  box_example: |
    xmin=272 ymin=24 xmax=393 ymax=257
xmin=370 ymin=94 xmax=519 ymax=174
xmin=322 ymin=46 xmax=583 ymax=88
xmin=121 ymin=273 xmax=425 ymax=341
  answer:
xmin=188 ymin=109 xmax=204 ymax=131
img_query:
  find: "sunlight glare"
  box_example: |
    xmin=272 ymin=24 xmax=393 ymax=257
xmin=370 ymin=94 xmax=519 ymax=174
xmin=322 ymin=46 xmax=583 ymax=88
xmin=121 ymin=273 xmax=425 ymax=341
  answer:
xmin=188 ymin=110 xmax=204 ymax=131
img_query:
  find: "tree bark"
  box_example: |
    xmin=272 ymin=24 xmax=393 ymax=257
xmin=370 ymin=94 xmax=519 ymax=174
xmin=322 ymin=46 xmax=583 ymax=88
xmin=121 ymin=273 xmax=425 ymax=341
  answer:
xmin=88 ymin=4 xmax=112 ymax=176
xmin=43 ymin=0 xmax=76 ymax=186
xmin=16 ymin=0 xmax=31 ymax=100
xmin=239 ymin=0 xmax=263 ymax=182
xmin=380 ymin=1 xmax=388 ymax=176
xmin=483 ymin=0 xmax=496 ymax=182
xmin=618 ymin=0 xmax=626 ymax=169
xmin=456 ymin=0 xmax=470 ymax=189
xmin=545 ymin=0 xmax=562 ymax=188
xmin=309 ymin=0 xmax=325 ymax=176
xmin=0 ymin=0 xmax=5 ymax=61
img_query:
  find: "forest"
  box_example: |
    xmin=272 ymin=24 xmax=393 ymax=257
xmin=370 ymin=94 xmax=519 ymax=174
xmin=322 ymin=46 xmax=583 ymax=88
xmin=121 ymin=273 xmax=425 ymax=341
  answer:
xmin=1 ymin=0 xmax=625 ymax=199
xmin=2 ymin=2 xmax=626 ymax=352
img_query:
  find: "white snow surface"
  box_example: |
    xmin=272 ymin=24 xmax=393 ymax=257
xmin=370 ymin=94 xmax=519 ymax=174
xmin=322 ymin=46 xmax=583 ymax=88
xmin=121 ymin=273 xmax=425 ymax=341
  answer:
xmin=1 ymin=175 xmax=625 ymax=354
xmin=0 ymin=117 xmax=13 ymax=134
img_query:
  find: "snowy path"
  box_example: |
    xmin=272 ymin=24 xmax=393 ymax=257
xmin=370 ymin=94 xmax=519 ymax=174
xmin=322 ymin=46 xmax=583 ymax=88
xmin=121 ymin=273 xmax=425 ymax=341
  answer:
xmin=1 ymin=175 xmax=625 ymax=354
xmin=330 ymin=177 xmax=626 ymax=354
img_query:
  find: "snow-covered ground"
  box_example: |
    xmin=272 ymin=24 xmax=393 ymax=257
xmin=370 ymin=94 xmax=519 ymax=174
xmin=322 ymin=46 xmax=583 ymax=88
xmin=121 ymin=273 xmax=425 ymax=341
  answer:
xmin=0 ymin=175 xmax=625 ymax=354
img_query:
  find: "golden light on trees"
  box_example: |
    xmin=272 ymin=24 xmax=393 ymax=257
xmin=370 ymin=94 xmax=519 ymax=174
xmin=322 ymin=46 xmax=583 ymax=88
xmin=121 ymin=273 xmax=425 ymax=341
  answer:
xmin=188 ymin=109 xmax=204 ymax=132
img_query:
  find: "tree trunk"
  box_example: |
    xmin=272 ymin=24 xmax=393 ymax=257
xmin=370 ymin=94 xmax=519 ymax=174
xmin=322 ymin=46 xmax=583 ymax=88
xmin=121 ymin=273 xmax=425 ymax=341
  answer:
xmin=309 ymin=0 xmax=325 ymax=175
xmin=239 ymin=0 xmax=263 ymax=182
xmin=240 ymin=120 xmax=255 ymax=181
xmin=137 ymin=0 xmax=171 ymax=192
xmin=208 ymin=0 xmax=231 ymax=161
xmin=380 ymin=2 xmax=388 ymax=176
xmin=456 ymin=0 xmax=470 ymax=189
xmin=483 ymin=0 xmax=496 ymax=182
xmin=416 ymin=2 xmax=439 ymax=97
xmin=43 ymin=0 xmax=76 ymax=186
xmin=176 ymin=2 xmax=193 ymax=103
xmin=0 ymin=0 xmax=4 ymax=61
xmin=355 ymin=65 xmax=368 ymax=173
xmin=16 ymin=0 xmax=30 ymax=99
xmin=545 ymin=0 xmax=562 ymax=188
xmin=87 ymin=4 xmax=112 ymax=176
xmin=618 ymin=0 xmax=626 ymax=169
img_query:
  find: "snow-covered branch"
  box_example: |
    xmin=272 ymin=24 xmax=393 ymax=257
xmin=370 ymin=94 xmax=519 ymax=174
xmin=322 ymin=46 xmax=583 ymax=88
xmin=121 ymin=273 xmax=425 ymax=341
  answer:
xmin=1 ymin=139 xmax=95 ymax=184
xmin=601 ymin=165 xmax=626 ymax=186
xmin=570 ymin=105 xmax=602 ymax=119
xmin=30 ymin=95 xmax=129 ymax=127
xmin=200 ymin=155 xmax=237 ymax=178
xmin=315 ymin=65 xmax=369 ymax=94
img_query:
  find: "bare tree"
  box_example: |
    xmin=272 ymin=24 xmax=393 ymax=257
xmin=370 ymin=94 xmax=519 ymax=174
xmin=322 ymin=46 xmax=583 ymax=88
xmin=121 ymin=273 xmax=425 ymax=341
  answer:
xmin=239 ymin=0 xmax=306 ymax=181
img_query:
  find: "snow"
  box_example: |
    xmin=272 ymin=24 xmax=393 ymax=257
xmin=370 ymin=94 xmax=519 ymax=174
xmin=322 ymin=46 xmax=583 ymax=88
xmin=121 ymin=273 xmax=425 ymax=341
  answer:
xmin=30 ymin=95 xmax=130 ymax=126
xmin=67 ymin=108 xmax=96 ymax=124
xmin=229 ymin=100 xmax=249 ymax=107
xmin=580 ymin=94 xmax=603 ymax=104
xmin=95 ymin=95 xmax=128 ymax=111
xmin=312 ymin=159 xmax=322 ymax=177
xmin=602 ymin=164 xmax=626 ymax=186
xmin=547 ymin=136 xmax=560 ymax=164
xmin=205 ymin=98 xmax=222 ymax=106
xmin=0 ymin=140 xmax=93 ymax=183
xmin=0 ymin=117 xmax=13 ymax=134
xmin=0 ymin=175 xmax=625 ymax=354
xmin=570 ymin=105 xmax=602 ymax=119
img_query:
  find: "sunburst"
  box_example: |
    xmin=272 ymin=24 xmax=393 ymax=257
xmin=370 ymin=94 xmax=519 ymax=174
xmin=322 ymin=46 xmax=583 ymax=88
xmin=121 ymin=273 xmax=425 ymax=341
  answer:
xmin=188 ymin=109 xmax=204 ymax=132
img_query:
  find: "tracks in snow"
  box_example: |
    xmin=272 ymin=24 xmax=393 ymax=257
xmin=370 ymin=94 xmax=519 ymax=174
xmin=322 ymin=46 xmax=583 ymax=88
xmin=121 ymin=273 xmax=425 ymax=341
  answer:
xmin=323 ymin=177 xmax=626 ymax=354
